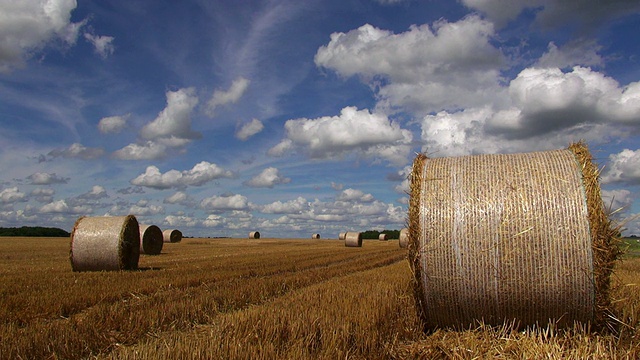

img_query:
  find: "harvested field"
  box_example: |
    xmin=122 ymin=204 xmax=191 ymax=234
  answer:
xmin=0 ymin=236 xmax=638 ymax=359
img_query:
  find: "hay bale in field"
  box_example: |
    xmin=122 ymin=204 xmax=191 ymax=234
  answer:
xmin=139 ymin=224 xmax=163 ymax=255
xmin=163 ymin=229 xmax=182 ymax=243
xmin=408 ymin=141 xmax=620 ymax=330
xmin=339 ymin=232 xmax=346 ymax=240
xmin=70 ymin=215 xmax=140 ymax=272
xmin=312 ymin=233 xmax=321 ymax=239
xmin=344 ymin=231 xmax=362 ymax=247
xmin=399 ymin=228 xmax=409 ymax=248
xmin=378 ymin=233 xmax=388 ymax=241
xmin=249 ymin=231 xmax=260 ymax=239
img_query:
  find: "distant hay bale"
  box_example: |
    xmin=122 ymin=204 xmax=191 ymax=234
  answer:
xmin=399 ymin=228 xmax=409 ymax=248
xmin=70 ymin=215 xmax=140 ymax=272
xmin=249 ymin=231 xmax=260 ymax=239
xmin=139 ymin=224 xmax=163 ymax=255
xmin=312 ymin=233 xmax=321 ymax=239
xmin=344 ymin=231 xmax=362 ymax=247
xmin=378 ymin=233 xmax=388 ymax=241
xmin=163 ymin=229 xmax=182 ymax=243
xmin=339 ymin=232 xmax=346 ymax=240
xmin=408 ymin=142 xmax=620 ymax=330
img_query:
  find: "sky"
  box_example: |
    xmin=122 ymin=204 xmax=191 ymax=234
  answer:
xmin=1 ymin=0 xmax=640 ymax=238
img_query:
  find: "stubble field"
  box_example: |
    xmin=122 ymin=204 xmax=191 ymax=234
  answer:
xmin=0 ymin=236 xmax=638 ymax=359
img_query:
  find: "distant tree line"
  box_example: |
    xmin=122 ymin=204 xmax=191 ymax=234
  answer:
xmin=361 ymin=230 xmax=400 ymax=239
xmin=0 ymin=226 xmax=70 ymax=237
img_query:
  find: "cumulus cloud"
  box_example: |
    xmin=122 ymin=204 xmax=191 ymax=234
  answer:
xmin=0 ymin=187 xmax=26 ymax=203
xmin=206 ymin=77 xmax=250 ymax=117
xmin=536 ymin=40 xmax=604 ymax=69
xmin=268 ymin=107 xmax=412 ymax=165
xmin=140 ymin=87 xmax=200 ymax=142
xmin=0 ymin=0 xmax=82 ymax=72
xmin=98 ymin=115 xmax=129 ymax=134
xmin=236 ymin=118 xmax=264 ymax=140
xmin=261 ymin=197 xmax=308 ymax=214
xmin=27 ymin=172 xmax=69 ymax=185
xmin=83 ymin=32 xmax=114 ymax=58
xmin=601 ymin=149 xmax=640 ymax=185
xmin=112 ymin=141 xmax=168 ymax=161
xmin=601 ymin=189 xmax=633 ymax=215
xmin=39 ymin=199 xmax=87 ymax=214
xmin=200 ymin=194 xmax=250 ymax=211
xmin=244 ymin=167 xmax=291 ymax=188
xmin=164 ymin=191 xmax=195 ymax=206
xmin=202 ymin=214 xmax=225 ymax=227
xmin=164 ymin=214 xmax=198 ymax=227
xmin=31 ymin=187 xmax=55 ymax=203
xmin=129 ymin=200 xmax=164 ymax=216
xmin=48 ymin=143 xmax=104 ymax=160
xmin=336 ymin=188 xmax=374 ymax=202
xmin=130 ymin=161 xmax=234 ymax=189
xmin=315 ymin=17 xmax=504 ymax=115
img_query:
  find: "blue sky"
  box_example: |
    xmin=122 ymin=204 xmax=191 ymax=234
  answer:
xmin=1 ymin=0 xmax=640 ymax=238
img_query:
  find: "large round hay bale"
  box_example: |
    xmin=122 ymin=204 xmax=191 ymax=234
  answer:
xmin=139 ymin=224 xmax=163 ymax=255
xmin=399 ymin=228 xmax=409 ymax=248
xmin=378 ymin=233 xmax=388 ymax=241
xmin=312 ymin=233 xmax=320 ymax=239
xmin=408 ymin=142 xmax=619 ymax=330
xmin=70 ymin=215 xmax=140 ymax=272
xmin=338 ymin=232 xmax=346 ymax=240
xmin=249 ymin=231 xmax=260 ymax=239
xmin=344 ymin=232 xmax=362 ymax=247
xmin=163 ymin=229 xmax=182 ymax=243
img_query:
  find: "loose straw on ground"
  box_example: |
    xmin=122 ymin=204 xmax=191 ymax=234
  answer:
xmin=139 ymin=224 xmax=163 ymax=255
xmin=344 ymin=231 xmax=362 ymax=247
xmin=163 ymin=229 xmax=182 ymax=243
xmin=70 ymin=215 xmax=140 ymax=272
xmin=407 ymin=141 xmax=620 ymax=331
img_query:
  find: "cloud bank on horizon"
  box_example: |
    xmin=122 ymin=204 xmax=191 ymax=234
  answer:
xmin=1 ymin=0 xmax=639 ymax=237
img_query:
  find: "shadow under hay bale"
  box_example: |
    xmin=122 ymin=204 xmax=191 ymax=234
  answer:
xmin=249 ymin=231 xmax=260 ymax=239
xmin=399 ymin=228 xmax=409 ymax=249
xmin=70 ymin=215 xmax=140 ymax=272
xmin=163 ymin=229 xmax=182 ymax=243
xmin=344 ymin=231 xmax=362 ymax=247
xmin=139 ymin=224 xmax=163 ymax=255
xmin=408 ymin=141 xmax=620 ymax=331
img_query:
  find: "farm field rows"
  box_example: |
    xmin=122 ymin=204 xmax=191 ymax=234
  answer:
xmin=0 ymin=237 xmax=638 ymax=359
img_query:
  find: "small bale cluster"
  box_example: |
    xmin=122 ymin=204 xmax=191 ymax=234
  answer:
xmin=139 ymin=224 xmax=164 ymax=255
xmin=163 ymin=229 xmax=182 ymax=243
xmin=311 ymin=233 xmax=321 ymax=239
xmin=344 ymin=231 xmax=362 ymax=247
xmin=399 ymin=228 xmax=409 ymax=248
xmin=378 ymin=233 xmax=388 ymax=241
xmin=249 ymin=231 xmax=261 ymax=239
xmin=408 ymin=141 xmax=620 ymax=330
xmin=70 ymin=215 xmax=140 ymax=272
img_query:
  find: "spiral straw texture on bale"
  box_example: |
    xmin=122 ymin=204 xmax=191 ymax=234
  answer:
xmin=408 ymin=142 xmax=619 ymax=330
xmin=344 ymin=232 xmax=362 ymax=247
xmin=70 ymin=215 xmax=140 ymax=272
xmin=399 ymin=228 xmax=409 ymax=249
xmin=139 ymin=224 xmax=164 ymax=255
xmin=163 ymin=229 xmax=182 ymax=243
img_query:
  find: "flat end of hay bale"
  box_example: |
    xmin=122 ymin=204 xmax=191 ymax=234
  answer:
xmin=140 ymin=224 xmax=164 ymax=255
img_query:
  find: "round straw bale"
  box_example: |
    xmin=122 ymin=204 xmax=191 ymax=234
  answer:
xmin=139 ymin=224 xmax=163 ymax=255
xmin=162 ymin=229 xmax=182 ymax=243
xmin=408 ymin=142 xmax=620 ymax=330
xmin=344 ymin=231 xmax=362 ymax=247
xmin=399 ymin=228 xmax=409 ymax=248
xmin=378 ymin=233 xmax=388 ymax=241
xmin=249 ymin=231 xmax=260 ymax=239
xmin=338 ymin=232 xmax=346 ymax=240
xmin=312 ymin=233 xmax=321 ymax=239
xmin=70 ymin=215 xmax=140 ymax=272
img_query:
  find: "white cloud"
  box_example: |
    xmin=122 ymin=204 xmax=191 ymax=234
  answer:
xmin=601 ymin=189 xmax=633 ymax=215
xmin=48 ymin=143 xmax=104 ymax=160
xmin=0 ymin=187 xmax=26 ymax=203
xmin=27 ymin=172 xmax=69 ymax=185
xmin=83 ymin=33 xmax=115 ymax=58
xmin=0 ymin=0 xmax=81 ymax=72
xmin=31 ymin=187 xmax=55 ymax=203
xmin=39 ymin=199 xmax=86 ymax=214
xmin=140 ymin=87 xmax=200 ymax=142
xmin=601 ymin=149 xmax=640 ymax=185
xmin=164 ymin=214 xmax=198 ymax=227
xmin=244 ymin=167 xmax=291 ymax=188
xmin=98 ymin=115 xmax=128 ymax=134
xmin=261 ymin=197 xmax=308 ymax=214
xmin=236 ymin=118 xmax=264 ymax=141
xmin=268 ymin=106 xmax=412 ymax=165
xmin=536 ymin=40 xmax=604 ymax=69
xmin=164 ymin=191 xmax=193 ymax=205
xmin=200 ymin=194 xmax=250 ymax=211
xmin=112 ymin=141 xmax=168 ymax=160
xmin=315 ymin=17 xmax=504 ymax=114
xmin=336 ymin=188 xmax=374 ymax=202
xmin=130 ymin=161 xmax=234 ymax=189
xmin=202 ymin=214 xmax=225 ymax=227
xmin=206 ymin=77 xmax=250 ymax=116
xmin=129 ymin=201 xmax=164 ymax=216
